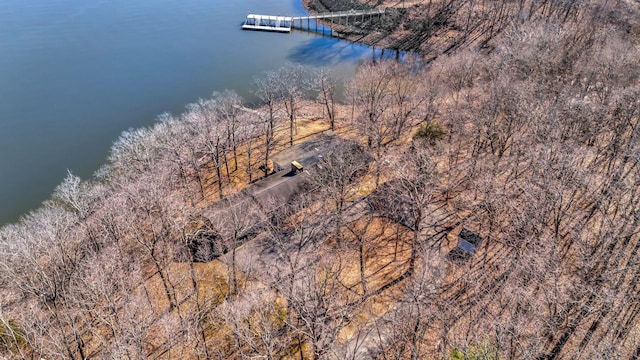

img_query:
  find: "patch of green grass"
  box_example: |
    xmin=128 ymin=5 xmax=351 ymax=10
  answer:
xmin=450 ymin=342 xmax=498 ymax=360
xmin=413 ymin=121 xmax=447 ymax=145
xmin=0 ymin=318 xmax=26 ymax=354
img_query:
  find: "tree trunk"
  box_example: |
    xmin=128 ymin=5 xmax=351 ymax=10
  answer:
xmin=359 ymin=240 xmax=367 ymax=295
xmin=290 ymin=113 xmax=295 ymax=146
xmin=152 ymin=255 xmax=176 ymax=311
xmin=247 ymin=140 xmax=253 ymax=183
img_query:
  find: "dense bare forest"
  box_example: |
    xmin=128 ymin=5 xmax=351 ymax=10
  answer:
xmin=1 ymin=0 xmax=640 ymax=358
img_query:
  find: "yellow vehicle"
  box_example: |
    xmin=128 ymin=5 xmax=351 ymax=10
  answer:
xmin=291 ymin=160 xmax=303 ymax=173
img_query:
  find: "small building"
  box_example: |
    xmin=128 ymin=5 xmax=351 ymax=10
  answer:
xmin=447 ymin=228 xmax=483 ymax=262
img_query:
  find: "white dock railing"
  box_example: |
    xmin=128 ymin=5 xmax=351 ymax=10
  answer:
xmin=242 ymin=8 xmax=385 ymax=33
xmin=291 ymin=8 xmax=385 ymax=21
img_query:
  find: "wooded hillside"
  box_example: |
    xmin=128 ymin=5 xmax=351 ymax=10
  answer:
xmin=1 ymin=0 xmax=640 ymax=359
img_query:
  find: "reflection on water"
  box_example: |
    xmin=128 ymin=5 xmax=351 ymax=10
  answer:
xmin=288 ymin=33 xmax=411 ymax=66
xmin=288 ymin=36 xmax=371 ymax=65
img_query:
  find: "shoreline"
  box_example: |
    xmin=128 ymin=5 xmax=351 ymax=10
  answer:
xmin=0 ymin=0 xmax=371 ymax=228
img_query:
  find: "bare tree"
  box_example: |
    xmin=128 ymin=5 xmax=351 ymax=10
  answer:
xmin=311 ymin=67 xmax=340 ymax=131
xmin=309 ymin=141 xmax=372 ymax=238
xmin=276 ymin=63 xmax=307 ymax=146
xmin=1 ymin=204 xmax=89 ymax=359
xmin=119 ymin=173 xmax=180 ymax=312
xmin=254 ymin=70 xmax=283 ymax=177
xmin=347 ymin=61 xmax=398 ymax=185
xmin=143 ymin=112 xmax=213 ymax=204
xmin=215 ymin=197 xmax=260 ymax=296
xmin=212 ymin=90 xmax=243 ymax=173
xmin=391 ymin=144 xmax=440 ymax=274
xmin=0 ymin=308 xmax=27 ymax=358
xmin=51 ymin=170 xmax=101 ymax=220
xmin=280 ymin=252 xmax=355 ymax=359
xmin=386 ymin=61 xmax=425 ymax=140
xmin=185 ymin=99 xmax=229 ymax=199
xmin=107 ymin=127 xmax=159 ymax=181
xmin=218 ymin=289 xmax=289 ymax=360
xmin=237 ymin=112 xmax=261 ymax=183
xmin=370 ymin=248 xmax=446 ymax=360
xmin=69 ymin=242 xmax=153 ymax=359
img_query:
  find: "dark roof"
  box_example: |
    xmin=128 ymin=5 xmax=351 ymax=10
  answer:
xmin=447 ymin=229 xmax=483 ymax=262
xmin=459 ymin=228 xmax=483 ymax=247
xmin=457 ymin=239 xmax=476 ymax=254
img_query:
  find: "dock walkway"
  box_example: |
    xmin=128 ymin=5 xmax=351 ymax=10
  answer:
xmin=242 ymin=8 xmax=385 ymax=33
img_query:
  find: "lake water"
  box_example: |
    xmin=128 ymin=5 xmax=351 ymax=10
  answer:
xmin=0 ymin=0 xmax=380 ymax=225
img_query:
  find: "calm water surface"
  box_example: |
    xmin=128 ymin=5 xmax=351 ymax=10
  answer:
xmin=0 ymin=0 xmax=379 ymax=225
